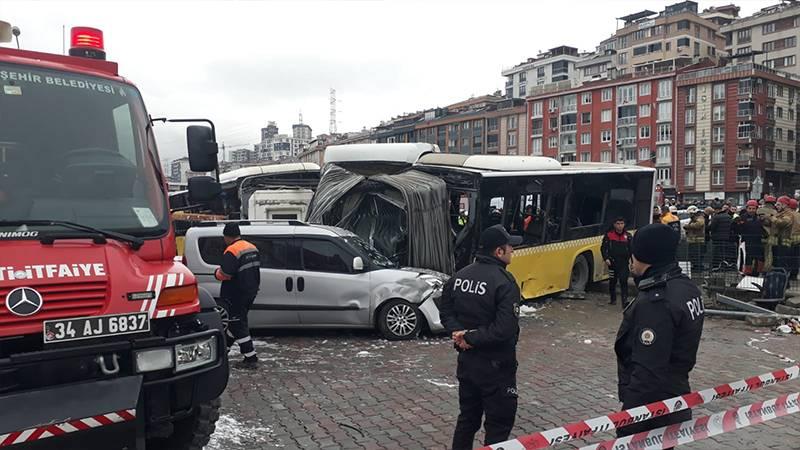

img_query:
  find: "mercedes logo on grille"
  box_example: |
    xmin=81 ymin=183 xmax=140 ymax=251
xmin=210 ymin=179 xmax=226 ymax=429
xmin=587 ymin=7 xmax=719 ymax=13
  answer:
xmin=5 ymin=287 xmax=43 ymax=317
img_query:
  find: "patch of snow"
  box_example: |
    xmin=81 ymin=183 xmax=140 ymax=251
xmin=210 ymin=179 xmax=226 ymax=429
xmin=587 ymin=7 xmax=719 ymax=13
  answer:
xmin=206 ymin=415 xmax=279 ymax=449
xmin=426 ymin=378 xmax=458 ymax=388
xmin=519 ymin=305 xmax=540 ymax=318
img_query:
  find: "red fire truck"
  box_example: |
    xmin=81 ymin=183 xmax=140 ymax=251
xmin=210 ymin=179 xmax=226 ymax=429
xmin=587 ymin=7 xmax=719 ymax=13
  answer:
xmin=0 ymin=25 xmax=228 ymax=449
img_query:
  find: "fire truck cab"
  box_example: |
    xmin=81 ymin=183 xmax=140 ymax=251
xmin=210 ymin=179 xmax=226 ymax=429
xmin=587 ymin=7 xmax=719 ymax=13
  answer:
xmin=0 ymin=25 xmax=228 ymax=449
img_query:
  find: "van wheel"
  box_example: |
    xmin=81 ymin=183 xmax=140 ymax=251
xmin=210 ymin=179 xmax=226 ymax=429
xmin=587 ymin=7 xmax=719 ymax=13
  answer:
xmin=378 ymin=299 xmax=422 ymax=340
xmin=214 ymin=298 xmax=233 ymax=348
xmin=569 ymin=254 xmax=591 ymax=292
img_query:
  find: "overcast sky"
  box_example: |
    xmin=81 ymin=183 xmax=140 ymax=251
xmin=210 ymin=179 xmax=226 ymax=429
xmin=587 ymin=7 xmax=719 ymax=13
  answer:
xmin=4 ymin=0 xmax=765 ymax=162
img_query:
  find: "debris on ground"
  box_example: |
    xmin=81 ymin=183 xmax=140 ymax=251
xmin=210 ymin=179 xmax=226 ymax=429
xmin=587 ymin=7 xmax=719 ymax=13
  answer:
xmin=775 ymin=317 xmax=800 ymax=335
xmin=519 ymin=304 xmax=541 ymax=318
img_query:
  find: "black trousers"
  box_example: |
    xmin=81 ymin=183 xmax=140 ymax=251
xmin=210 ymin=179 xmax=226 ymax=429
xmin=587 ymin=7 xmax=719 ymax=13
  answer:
xmin=617 ymin=403 xmax=691 ymax=450
xmin=712 ymin=241 xmax=735 ymax=268
xmin=227 ymin=294 xmax=257 ymax=358
xmin=452 ymin=353 xmax=518 ymax=450
xmin=791 ymin=245 xmax=800 ymax=279
xmin=773 ymin=245 xmax=792 ymax=271
xmin=609 ymin=263 xmax=629 ymax=306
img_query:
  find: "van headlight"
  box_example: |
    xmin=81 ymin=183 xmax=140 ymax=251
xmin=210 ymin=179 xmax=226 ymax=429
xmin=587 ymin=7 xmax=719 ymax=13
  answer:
xmin=135 ymin=348 xmax=174 ymax=373
xmin=175 ymin=336 xmax=218 ymax=372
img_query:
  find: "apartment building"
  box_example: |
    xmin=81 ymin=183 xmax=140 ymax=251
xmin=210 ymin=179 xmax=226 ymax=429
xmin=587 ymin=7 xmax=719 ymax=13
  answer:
xmin=722 ymin=1 xmax=800 ymax=75
xmin=613 ymin=1 xmax=725 ymax=76
xmin=675 ymin=63 xmax=800 ymax=203
xmin=502 ymin=46 xmax=586 ymax=99
xmin=528 ymin=71 xmax=678 ymax=187
xmin=415 ymin=97 xmax=528 ymax=155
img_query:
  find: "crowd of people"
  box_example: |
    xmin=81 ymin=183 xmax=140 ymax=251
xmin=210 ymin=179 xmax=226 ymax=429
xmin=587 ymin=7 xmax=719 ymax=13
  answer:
xmin=656 ymin=194 xmax=800 ymax=278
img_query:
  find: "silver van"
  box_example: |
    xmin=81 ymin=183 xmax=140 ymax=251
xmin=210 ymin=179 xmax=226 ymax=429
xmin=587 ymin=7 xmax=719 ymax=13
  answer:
xmin=183 ymin=222 xmax=446 ymax=340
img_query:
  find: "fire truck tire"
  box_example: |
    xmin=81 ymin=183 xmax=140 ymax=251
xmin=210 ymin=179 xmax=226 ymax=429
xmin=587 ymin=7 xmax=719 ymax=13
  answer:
xmin=149 ymin=397 xmax=221 ymax=450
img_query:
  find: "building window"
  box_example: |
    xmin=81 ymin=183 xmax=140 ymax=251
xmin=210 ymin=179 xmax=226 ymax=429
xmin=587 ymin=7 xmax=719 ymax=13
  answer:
xmin=537 ymin=67 xmax=545 ymax=78
xmin=776 ymin=149 xmax=783 ymax=161
xmin=601 ymin=130 xmax=612 ymax=143
xmin=639 ymin=147 xmax=651 ymax=161
xmin=777 ymin=128 xmax=784 ymax=140
xmin=657 ymin=123 xmax=672 ymax=142
xmin=713 ymin=83 xmax=725 ymax=100
xmin=532 ymin=138 xmax=543 ymax=155
xmin=787 ymin=36 xmax=797 ymax=48
xmin=507 ymin=116 xmax=518 ymax=129
xmin=640 ymin=125 xmax=651 ymax=139
xmin=618 ymin=52 xmax=628 ymax=66
xmin=736 ymin=46 xmax=751 ymax=55
xmin=580 ymin=152 xmax=591 ymax=162
xmin=531 ymin=101 xmax=543 ymax=117
xmin=474 ymin=120 xmax=483 ymax=130
xmin=685 ymin=128 xmax=695 ymax=145
xmin=685 ymin=169 xmax=695 ymax=187
xmin=487 ymin=117 xmax=498 ymax=131
xmin=712 ymin=147 xmax=724 ymax=164
xmin=602 ymin=88 xmax=613 ymax=102
xmin=639 ymin=104 xmax=651 ymax=117
xmin=639 ymin=83 xmax=651 ymax=96
xmin=657 ymin=145 xmax=670 ymax=162
xmin=633 ymin=45 xmax=647 ymax=56
xmin=581 ymin=132 xmax=591 ymax=145
xmin=686 ymin=87 xmax=696 ymax=103
xmin=763 ymin=22 xmax=776 ymax=34
xmin=685 ymin=108 xmax=696 ymax=124
xmin=737 ymin=28 xmax=751 ymax=44
xmin=601 ymin=150 xmax=611 ymax=162
xmin=677 ymin=37 xmax=691 ymax=48
xmin=617 ymin=85 xmax=636 ymax=104
xmin=601 ymin=109 xmax=612 ymax=122
xmin=712 ymin=105 xmax=725 ymax=121
xmin=686 ymin=149 xmax=695 ymax=166
xmin=657 ymin=168 xmax=671 ymax=185
xmin=777 ymin=107 xmax=784 ymax=119
xmin=712 ymin=168 xmax=724 ymax=185
xmin=448 ymin=139 xmax=456 ymax=151
xmin=507 ymin=133 xmax=517 ymax=147
xmin=789 ymin=130 xmax=795 ymax=142
xmin=677 ymin=20 xmax=690 ymax=30
xmin=581 ymin=112 xmax=591 ymax=124
xmin=657 ymin=79 xmax=672 ymax=99
xmin=463 ymin=121 xmax=470 ymax=130
xmin=788 ymin=151 xmax=795 ymax=163
xmin=582 ymin=92 xmax=592 ymax=104
xmin=713 ymin=126 xmax=725 ymax=143
xmin=657 ymin=102 xmax=672 ymax=122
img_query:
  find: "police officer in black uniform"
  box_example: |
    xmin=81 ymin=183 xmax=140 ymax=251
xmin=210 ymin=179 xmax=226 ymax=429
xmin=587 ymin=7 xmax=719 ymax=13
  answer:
xmin=439 ymin=224 xmax=522 ymax=450
xmin=616 ymin=224 xmax=704 ymax=443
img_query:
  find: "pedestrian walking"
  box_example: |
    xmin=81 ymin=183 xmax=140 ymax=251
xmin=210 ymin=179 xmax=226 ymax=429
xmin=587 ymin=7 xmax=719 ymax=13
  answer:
xmin=615 ymin=224 xmax=704 ymax=446
xmin=709 ymin=205 xmax=734 ymax=268
xmin=439 ymin=224 xmax=522 ymax=450
xmin=215 ymin=223 xmax=261 ymax=365
xmin=733 ymin=200 xmax=765 ymax=276
xmin=683 ymin=206 xmax=705 ymax=274
xmin=601 ymin=217 xmax=632 ymax=308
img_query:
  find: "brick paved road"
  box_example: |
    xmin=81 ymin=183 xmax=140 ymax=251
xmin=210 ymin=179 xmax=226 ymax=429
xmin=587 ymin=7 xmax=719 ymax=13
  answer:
xmin=208 ymin=293 xmax=800 ymax=450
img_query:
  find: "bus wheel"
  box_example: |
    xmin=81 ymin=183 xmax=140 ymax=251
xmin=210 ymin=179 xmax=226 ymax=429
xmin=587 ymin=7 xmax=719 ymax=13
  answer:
xmin=569 ymin=254 xmax=590 ymax=292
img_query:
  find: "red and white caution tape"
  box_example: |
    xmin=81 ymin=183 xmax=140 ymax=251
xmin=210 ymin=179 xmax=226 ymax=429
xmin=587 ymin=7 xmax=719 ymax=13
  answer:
xmin=483 ymin=364 xmax=800 ymax=450
xmin=580 ymin=392 xmax=800 ymax=450
xmin=0 ymin=408 xmax=136 ymax=447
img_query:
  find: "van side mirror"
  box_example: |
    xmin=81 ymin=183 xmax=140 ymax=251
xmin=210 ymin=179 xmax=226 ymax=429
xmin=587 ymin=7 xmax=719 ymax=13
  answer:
xmin=188 ymin=176 xmax=222 ymax=202
xmin=187 ymin=125 xmax=219 ymax=172
xmin=353 ymin=256 xmax=364 ymax=271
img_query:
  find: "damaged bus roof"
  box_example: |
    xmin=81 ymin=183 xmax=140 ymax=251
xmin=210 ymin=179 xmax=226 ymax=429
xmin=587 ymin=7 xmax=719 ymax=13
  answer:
xmin=324 ymin=143 xmax=439 ymax=166
xmin=415 ymin=154 xmax=655 ymax=176
xmin=219 ymin=162 xmax=321 ymax=185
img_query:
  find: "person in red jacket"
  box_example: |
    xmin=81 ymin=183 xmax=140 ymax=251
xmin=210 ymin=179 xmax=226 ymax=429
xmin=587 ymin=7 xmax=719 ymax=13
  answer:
xmin=601 ymin=217 xmax=633 ymax=308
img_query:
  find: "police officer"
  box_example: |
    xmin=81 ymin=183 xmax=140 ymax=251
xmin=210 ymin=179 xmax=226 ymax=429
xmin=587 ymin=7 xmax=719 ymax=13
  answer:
xmin=215 ymin=223 xmax=261 ymax=365
xmin=615 ymin=224 xmax=704 ymax=443
xmin=439 ymin=224 xmax=522 ymax=450
xmin=601 ymin=217 xmax=632 ymax=308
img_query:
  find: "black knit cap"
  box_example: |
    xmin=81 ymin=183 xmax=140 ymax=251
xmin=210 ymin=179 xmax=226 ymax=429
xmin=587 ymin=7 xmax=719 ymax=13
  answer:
xmin=223 ymin=223 xmax=241 ymax=238
xmin=479 ymin=224 xmax=523 ymax=253
xmin=630 ymin=223 xmax=679 ymax=265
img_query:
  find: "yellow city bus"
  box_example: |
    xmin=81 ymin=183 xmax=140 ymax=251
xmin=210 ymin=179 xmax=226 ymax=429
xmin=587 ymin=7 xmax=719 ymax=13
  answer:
xmin=414 ymin=154 xmax=655 ymax=299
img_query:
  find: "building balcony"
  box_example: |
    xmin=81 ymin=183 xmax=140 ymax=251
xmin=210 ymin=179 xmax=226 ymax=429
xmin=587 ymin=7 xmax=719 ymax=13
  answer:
xmin=531 ymin=128 xmax=544 ymax=136
xmin=617 ymin=116 xmax=637 ymax=126
xmin=656 ymin=137 xmax=672 ymax=144
xmin=736 ymin=175 xmax=751 ymax=184
xmin=560 ymin=124 xmax=577 ymax=132
xmin=656 ymin=157 xmax=671 ymax=166
xmin=531 ymin=111 xmax=543 ymax=119
xmin=736 ymin=150 xmax=753 ymax=161
xmin=737 ymin=109 xmax=754 ymax=118
xmin=560 ymin=143 xmax=577 ymax=152
xmin=505 ymin=80 xmax=514 ymax=88
xmin=561 ymin=104 xmax=577 ymax=113
xmin=617 ymin=137 xmax=637 ymax=147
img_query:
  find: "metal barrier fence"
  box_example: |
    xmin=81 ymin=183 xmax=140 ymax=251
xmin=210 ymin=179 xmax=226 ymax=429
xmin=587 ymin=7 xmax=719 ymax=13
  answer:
xmin=675 ymin=237 xmax=800 ymax=305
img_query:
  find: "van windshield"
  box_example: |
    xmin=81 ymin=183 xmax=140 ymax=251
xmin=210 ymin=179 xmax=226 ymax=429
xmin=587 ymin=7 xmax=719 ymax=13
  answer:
xmin=343 ymin=236 xmax=395 ymax=269
xmin=0 ymin=62 xmax=168 ymax=237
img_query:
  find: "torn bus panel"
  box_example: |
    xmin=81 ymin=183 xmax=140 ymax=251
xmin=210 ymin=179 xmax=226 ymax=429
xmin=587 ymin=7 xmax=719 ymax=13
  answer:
xmin=307 ymin=164 xmax=454 ymax=275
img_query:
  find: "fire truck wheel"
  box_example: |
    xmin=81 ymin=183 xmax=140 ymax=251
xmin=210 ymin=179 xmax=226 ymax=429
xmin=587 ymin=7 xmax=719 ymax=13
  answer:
xmin=149 ymin=397 xmax=221 ymax=450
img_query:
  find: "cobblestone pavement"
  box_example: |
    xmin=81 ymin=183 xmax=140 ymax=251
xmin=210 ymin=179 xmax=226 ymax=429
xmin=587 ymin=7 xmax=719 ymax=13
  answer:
xmin=208 ymin=292 xmax=800 ymax=450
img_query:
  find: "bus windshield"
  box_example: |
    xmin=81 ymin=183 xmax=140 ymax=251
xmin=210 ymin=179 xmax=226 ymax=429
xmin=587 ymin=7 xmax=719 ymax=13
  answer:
xmin=0 ymin=62 xmax=168 ymax=237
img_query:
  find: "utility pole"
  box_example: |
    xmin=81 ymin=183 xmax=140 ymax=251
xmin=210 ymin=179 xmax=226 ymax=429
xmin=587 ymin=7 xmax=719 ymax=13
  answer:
xmin=329 ymin=88 xmax=337 ymax=135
